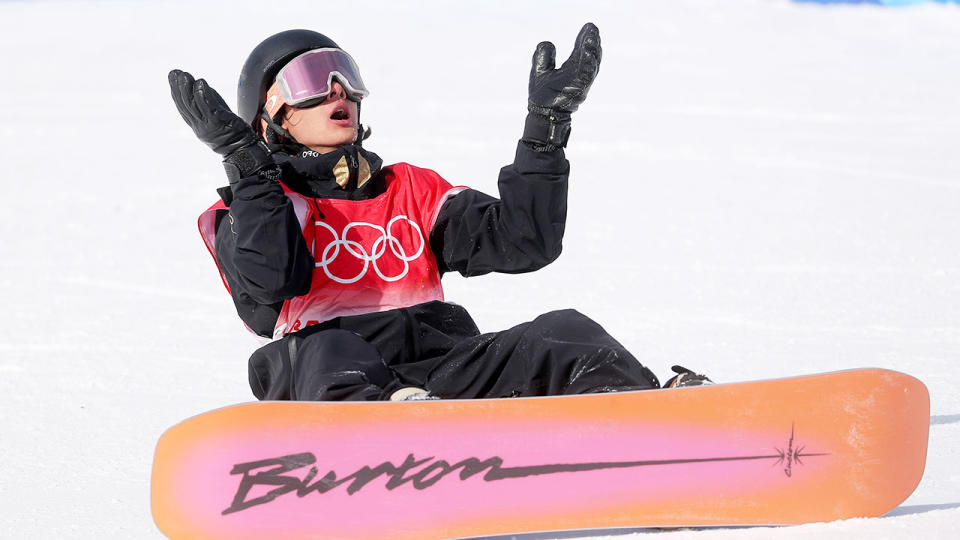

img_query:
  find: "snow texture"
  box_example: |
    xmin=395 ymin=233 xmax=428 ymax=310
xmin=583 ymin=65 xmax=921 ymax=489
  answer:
xmin=0 ymin=0 xmax=958 ymax=538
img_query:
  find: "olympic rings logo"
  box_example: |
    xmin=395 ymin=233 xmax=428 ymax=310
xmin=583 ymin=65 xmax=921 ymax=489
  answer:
xmin=313 ymin=215 xmax=425 ymax=284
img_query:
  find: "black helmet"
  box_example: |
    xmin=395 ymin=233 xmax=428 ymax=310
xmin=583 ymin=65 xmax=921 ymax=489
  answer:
xmin=237 ymin=29 xmax=340 ymax=128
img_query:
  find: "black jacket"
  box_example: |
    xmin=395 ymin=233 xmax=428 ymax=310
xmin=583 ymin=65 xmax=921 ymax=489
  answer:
xmin=214 ymin=141 xmax=569 ymax=338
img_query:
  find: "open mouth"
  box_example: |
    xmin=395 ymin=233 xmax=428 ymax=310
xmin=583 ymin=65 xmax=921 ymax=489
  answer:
xmin=331 ymin=108 xmax=350 ymax=121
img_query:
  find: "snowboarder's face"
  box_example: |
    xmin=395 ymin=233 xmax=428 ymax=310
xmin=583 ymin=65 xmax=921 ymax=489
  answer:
xmin=281 ymin=80 xmax=359 ymax=153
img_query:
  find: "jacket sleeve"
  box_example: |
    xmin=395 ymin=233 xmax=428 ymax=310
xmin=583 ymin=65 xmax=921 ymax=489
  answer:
xmin=215 ymin=172 xmax=315 ymax=306
xmin=430 ymin=142 xmax=569 ymax=276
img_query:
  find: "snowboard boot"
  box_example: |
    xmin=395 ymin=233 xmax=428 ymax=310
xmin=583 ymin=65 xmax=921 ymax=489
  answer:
xmin=389 ymin=386 xmax=438 ymax=401
xmin=663 ymin=365 xmax=714 ymax=388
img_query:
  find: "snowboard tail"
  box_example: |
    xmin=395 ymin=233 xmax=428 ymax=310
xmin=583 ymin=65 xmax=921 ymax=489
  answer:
xmin=151 ymin=369 xmax=929 ymax=539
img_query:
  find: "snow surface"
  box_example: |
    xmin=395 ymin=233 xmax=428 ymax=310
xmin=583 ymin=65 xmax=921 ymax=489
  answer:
xmin=0 ymin=0 xmax=958 ymax=538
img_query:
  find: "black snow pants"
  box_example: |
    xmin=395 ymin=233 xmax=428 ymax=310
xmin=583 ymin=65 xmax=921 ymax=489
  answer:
xmin=247 ymin=301 xmax=660 ymax=401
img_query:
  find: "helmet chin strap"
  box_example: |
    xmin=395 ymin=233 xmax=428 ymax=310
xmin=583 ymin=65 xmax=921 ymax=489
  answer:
xmin=355 ymin=101 xmax=371 ymax=147
xmin=260 ymin=110 xmax=309 ymax=154
xmin=356 ymin=124 xmax=372 ymax=145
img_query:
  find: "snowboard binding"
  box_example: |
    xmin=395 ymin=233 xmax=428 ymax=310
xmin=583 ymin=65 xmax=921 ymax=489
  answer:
xmin=664 ymin=365 xmax=714 ymax=388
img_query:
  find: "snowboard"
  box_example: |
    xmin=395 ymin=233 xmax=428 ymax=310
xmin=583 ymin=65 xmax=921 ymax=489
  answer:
xmin=151 ymin=368 xmax=929 ymax=540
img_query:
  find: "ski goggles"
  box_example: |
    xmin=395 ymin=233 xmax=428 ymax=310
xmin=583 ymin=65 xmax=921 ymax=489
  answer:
xmin=273 ymin=48 xmax=369 ymax=110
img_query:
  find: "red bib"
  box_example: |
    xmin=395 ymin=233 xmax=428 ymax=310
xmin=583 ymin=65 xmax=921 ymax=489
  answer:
xmin=199 ymin=163 xmax=466 ymax=338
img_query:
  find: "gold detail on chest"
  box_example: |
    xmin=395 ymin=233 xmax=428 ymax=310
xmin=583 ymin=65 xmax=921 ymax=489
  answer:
xmin=333 ymin=154 xmax=373 ymax=189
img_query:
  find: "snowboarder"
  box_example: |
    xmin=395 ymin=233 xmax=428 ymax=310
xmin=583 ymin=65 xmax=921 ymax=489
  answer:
xmin=169 ymin=24 xmax=709 ymax=401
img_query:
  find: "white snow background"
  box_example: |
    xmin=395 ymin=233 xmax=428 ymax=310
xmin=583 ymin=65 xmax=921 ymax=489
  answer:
xmin=0 ymin=0 xmax=957 ymax=538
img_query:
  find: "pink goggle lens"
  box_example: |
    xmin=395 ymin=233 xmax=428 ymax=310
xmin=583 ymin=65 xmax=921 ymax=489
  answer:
xmin=276 ymin=48 xmax=369 ymax=107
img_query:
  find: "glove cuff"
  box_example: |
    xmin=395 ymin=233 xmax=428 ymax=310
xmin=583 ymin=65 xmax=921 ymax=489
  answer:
xmin=222 ymin=141 xmax=275 ymax=182
xmin=522 ymin=108 xmax=572 ymax=152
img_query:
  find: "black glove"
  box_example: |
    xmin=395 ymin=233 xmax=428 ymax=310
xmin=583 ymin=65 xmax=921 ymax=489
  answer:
xmin=168 ymin=69 xmax=274 ymax=180
xmin=522 ymin=23 xmax=602 ymax=151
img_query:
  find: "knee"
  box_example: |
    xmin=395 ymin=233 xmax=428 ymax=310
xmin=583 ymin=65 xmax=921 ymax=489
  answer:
xmin=247 ymin=338 xmax=293 ymax=400
xmin=531 ymin=309 xmax=587 ymax=328
xmin=529 ymin=309 xmax=606 ymax=339
xmin=535 ymin=308 xmax=586 ymax=322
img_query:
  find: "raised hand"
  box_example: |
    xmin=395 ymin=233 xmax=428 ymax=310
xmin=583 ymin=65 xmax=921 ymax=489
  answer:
xmin=527 ymin=22 xmax=602 ymax=116
xmin=522 ymin=23 xmax=602 ymax=150
xmin=168 ymin=69 xmax=274 ymax=179
xmin=168 ymin=69 xmax=260 ymax=156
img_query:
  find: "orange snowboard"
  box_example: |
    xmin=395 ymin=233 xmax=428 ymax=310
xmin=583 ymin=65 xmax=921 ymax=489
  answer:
xmin=152 ymin=368 xmax=929 ymax=539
